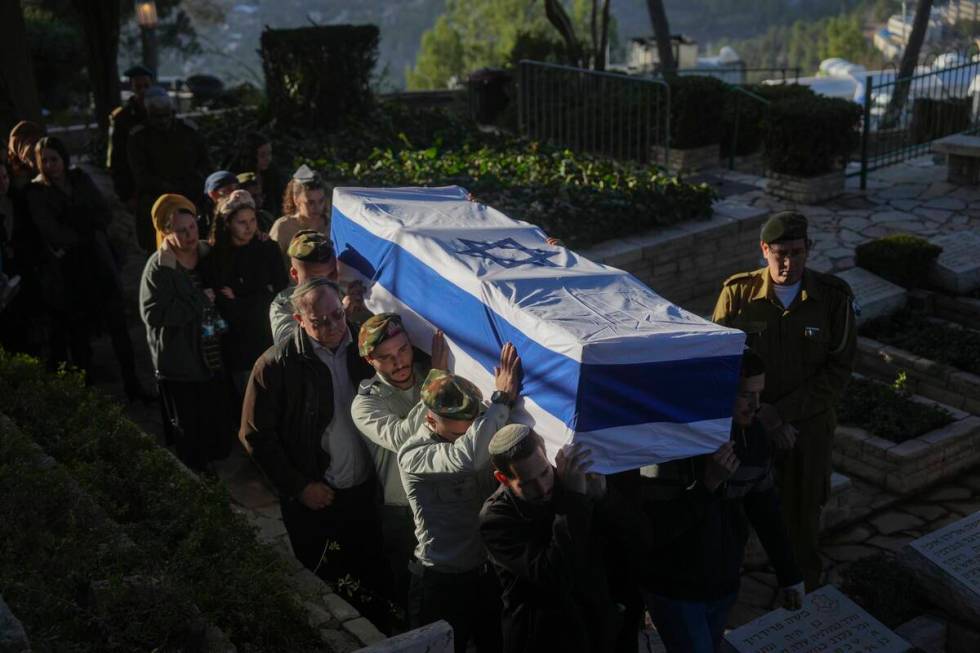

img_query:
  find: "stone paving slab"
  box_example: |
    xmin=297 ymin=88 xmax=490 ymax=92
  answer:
xmin=713 ymin=156 xmax=980 ymax=276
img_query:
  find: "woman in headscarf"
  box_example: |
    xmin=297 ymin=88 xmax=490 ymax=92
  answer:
xmin=139 ymin=193 xmax=235 ymax=471
xmin=201 ymin=189 xmax=287 ymax=398
xmin=26 ymin=136 xmax=153 ymax=402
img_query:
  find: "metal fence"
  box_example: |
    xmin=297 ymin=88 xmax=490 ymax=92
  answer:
xmin=518 ymin=60 xmax=670 ymax=165
xmin=856 ymin=53 xmax=980 ymax=188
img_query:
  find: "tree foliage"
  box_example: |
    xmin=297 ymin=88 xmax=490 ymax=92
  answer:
xmin=406 ymin=0 xmax=618 ymax=90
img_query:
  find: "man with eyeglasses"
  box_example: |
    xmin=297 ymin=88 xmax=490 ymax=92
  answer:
xmin=269 ymin=230 xmax=366 ymax=346
xmin=711 ymin=211 xmax=856 ymax=592
xmin=241 ymin=277 xmax=392 ymax=624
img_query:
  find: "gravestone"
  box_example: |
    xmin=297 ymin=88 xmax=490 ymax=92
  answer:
xmin=929 ymin=231 xmax=980 ymax=294
xmin=901 ymin=510 xmax=980 ymax=625
xmin=724 ymin=585 xmax=909 ymax=653
xmin=0 ymin=594 xmax=30 ymax=653
xmin=838 ymin=267 xmax=907 ymax=325
xmin=353 ymin=619 xmax=453 ymax=653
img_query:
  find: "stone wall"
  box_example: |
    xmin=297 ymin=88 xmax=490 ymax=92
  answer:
xmin=766 ymin=169 xmax=845 ymax=205
xmin=582 ymin=202 xmax=770 ymax=306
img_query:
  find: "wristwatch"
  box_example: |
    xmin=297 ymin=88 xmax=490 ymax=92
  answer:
xmin=490 ymin=390 xmax=513 ymax=407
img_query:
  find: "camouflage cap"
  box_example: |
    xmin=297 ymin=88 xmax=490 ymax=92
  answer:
xmin=287 ymin=229 xmax=334 ymax=263
xmin=760 ymin=211 xmax=809 ymax=244
xmin=421 ymin=369 xmax=483 ymax=421
xmin=358 ymin=313 xmax=406 ymax=357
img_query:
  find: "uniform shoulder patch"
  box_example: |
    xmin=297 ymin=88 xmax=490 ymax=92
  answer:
xmin=357 ymin=378 xmax=384 ymax=397
xmin=722 ymin=270 xmax=759 ymax=287
xmin=816 ymin=271 xmax=855 ymax=299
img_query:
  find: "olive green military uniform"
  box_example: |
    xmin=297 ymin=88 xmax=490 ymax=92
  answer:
xmin=127 ymin=119 xmax=211 ymax=252
xmin=107 ymin=98 xmax=147 ymax=203
xmin=712 ymin=266 xmax=855 ymax=590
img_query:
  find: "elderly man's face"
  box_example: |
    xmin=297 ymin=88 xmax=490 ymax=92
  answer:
xmin=295 ymin=287 xmax=346 ymax=348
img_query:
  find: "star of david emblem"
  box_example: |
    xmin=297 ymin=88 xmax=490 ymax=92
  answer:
xmin=456 ymin=237 xmax=559 ymax=268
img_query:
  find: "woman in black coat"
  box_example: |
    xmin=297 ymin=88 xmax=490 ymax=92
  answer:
xmin=202 ymin=189 xmax=288 ymax=398
xmin=26 ymin=136 xmax=153 ymax=401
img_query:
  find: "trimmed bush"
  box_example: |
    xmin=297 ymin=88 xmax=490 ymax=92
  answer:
xmin=765 ymin=94 xmax=862 ymax=176
xmin=837 ymin=375 xmax=953 ymax=443
xmin=721 ymin=83 xmax=817 ymax=158
xmin=854 ymin=233 xmax=942 ymax=288
xmin=311 ymin=142 xmax=716 ymax=248
xmin=0 ymin=350 xmax=322 ymax=652
xmin=840 ymin=553 xmax=928 ymax=628
xmin=669 ymin=75 xmax=728 ymax=149
xmin=910 ymin=97 xmax=972 ymax=145
xmin=260 ymin=24 xmax=379 ymax=130
xmin=861 ymin=309 xmax=980 ymax=375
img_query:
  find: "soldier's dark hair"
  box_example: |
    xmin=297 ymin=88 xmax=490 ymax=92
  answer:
xmin=491 ymin=430 xmax=545 ymax=478
xmin=741 ymin=348 xmax=766 ymax=378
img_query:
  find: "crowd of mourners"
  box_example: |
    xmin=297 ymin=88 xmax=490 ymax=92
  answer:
xmin=0 ymin=66 xmax=859 ymax=653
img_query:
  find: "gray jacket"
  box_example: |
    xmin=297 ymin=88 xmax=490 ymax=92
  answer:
xmin=398 ymin=402 xmax=510 ymax=572
xmin=269 ymin=284 xmax=295 ymax=347
xmin=351 ymin=363 xmax=429 ymax=506
xmin=139 ymin=242 xmax=213 ymax=382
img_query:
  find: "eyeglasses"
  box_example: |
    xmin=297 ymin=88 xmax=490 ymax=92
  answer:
xmin=305 ymin=309 xmax=345 ymax=330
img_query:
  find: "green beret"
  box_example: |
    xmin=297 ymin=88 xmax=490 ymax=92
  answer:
xmin=760 ymin=211 xmax=808 ymax=244
xmin=287 ymin=230 xmax=334 ymax=263
xmin=488 ymin=424 xmax=532 ymax=455
xmin=358 ymin=313 xmax=405 ymax=357
xmin=421 ymin=369 xmax=483 ymax=421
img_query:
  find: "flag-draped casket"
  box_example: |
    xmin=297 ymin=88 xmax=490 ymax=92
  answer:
xmin=332 ymin=186 xmax=745 ymax=473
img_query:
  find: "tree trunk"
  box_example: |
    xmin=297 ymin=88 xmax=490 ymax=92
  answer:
xmin=883 ymin=0 xmax=933 ymax=129
xmin=645 ymin=0 xmax=676 ymax=74
xmin=0 ymin=0 xmax=42 ymax=133
xmin=544 ymin=0 xmax=583 ymax=67
xmin=594 ymin=0 xmax=612 ymax=71
xmin=71 ymin=0 xmax=122 ymax=136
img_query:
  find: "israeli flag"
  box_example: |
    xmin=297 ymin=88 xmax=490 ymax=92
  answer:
xmin=332 ymin=186 xmax=745 ymax=473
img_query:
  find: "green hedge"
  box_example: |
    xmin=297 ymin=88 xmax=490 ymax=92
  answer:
xmin=0 ymin=350 xmax=322 ymax=652
xmin=861 ymin=309 xmax=980 ymax=375
xmin=260 ymin=24 xmax=379 ymax=130
xmin=840 ymin=553 xmax=928 ymax=628
xmin=837 ymin=375 xmax=953 ymax=443
xmin=765 ymin=94 xmax=862 ymax=176
xmin=669 ymin=75 xmax=728 ymax=149
xmin=311 ymin=141 xmax=716 ymax=248
xmin=854 ymin=233 xmax=942 ymax=288
xmin=720 ymin=83 xmax=816 ymax=158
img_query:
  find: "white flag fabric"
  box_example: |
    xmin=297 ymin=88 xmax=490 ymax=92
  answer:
xmin=332 ymin=186 xmax=745 ymax=473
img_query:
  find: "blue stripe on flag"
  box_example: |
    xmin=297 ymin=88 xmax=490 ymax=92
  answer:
xmin=333 ymin=205 xmax=740 ymax=431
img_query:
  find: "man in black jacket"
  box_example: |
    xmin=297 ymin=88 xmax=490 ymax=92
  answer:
xmin=480 ymin=426 xmax=647 ymax=653
xmin=239 ymin=277 xmax=391 ymax=612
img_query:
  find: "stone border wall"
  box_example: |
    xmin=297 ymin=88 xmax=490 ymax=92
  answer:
xmin=834 ymin=403 xmax=980 ymax=495
xmin=582 ymin=202 xmax=770 ymax=305
xmin=856 ymin=337 xmax=980 ymax=415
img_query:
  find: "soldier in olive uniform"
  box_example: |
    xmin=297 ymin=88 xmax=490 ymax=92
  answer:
xmin=128 ymin=87 xmax=212 ymax=253
xmin=712 ymin=211 xmax=856 ymax=591
xmin=350 ymin=313 xmax=449 ymax=608
xmin=107 ymin=65 xmax=152 ymax=207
